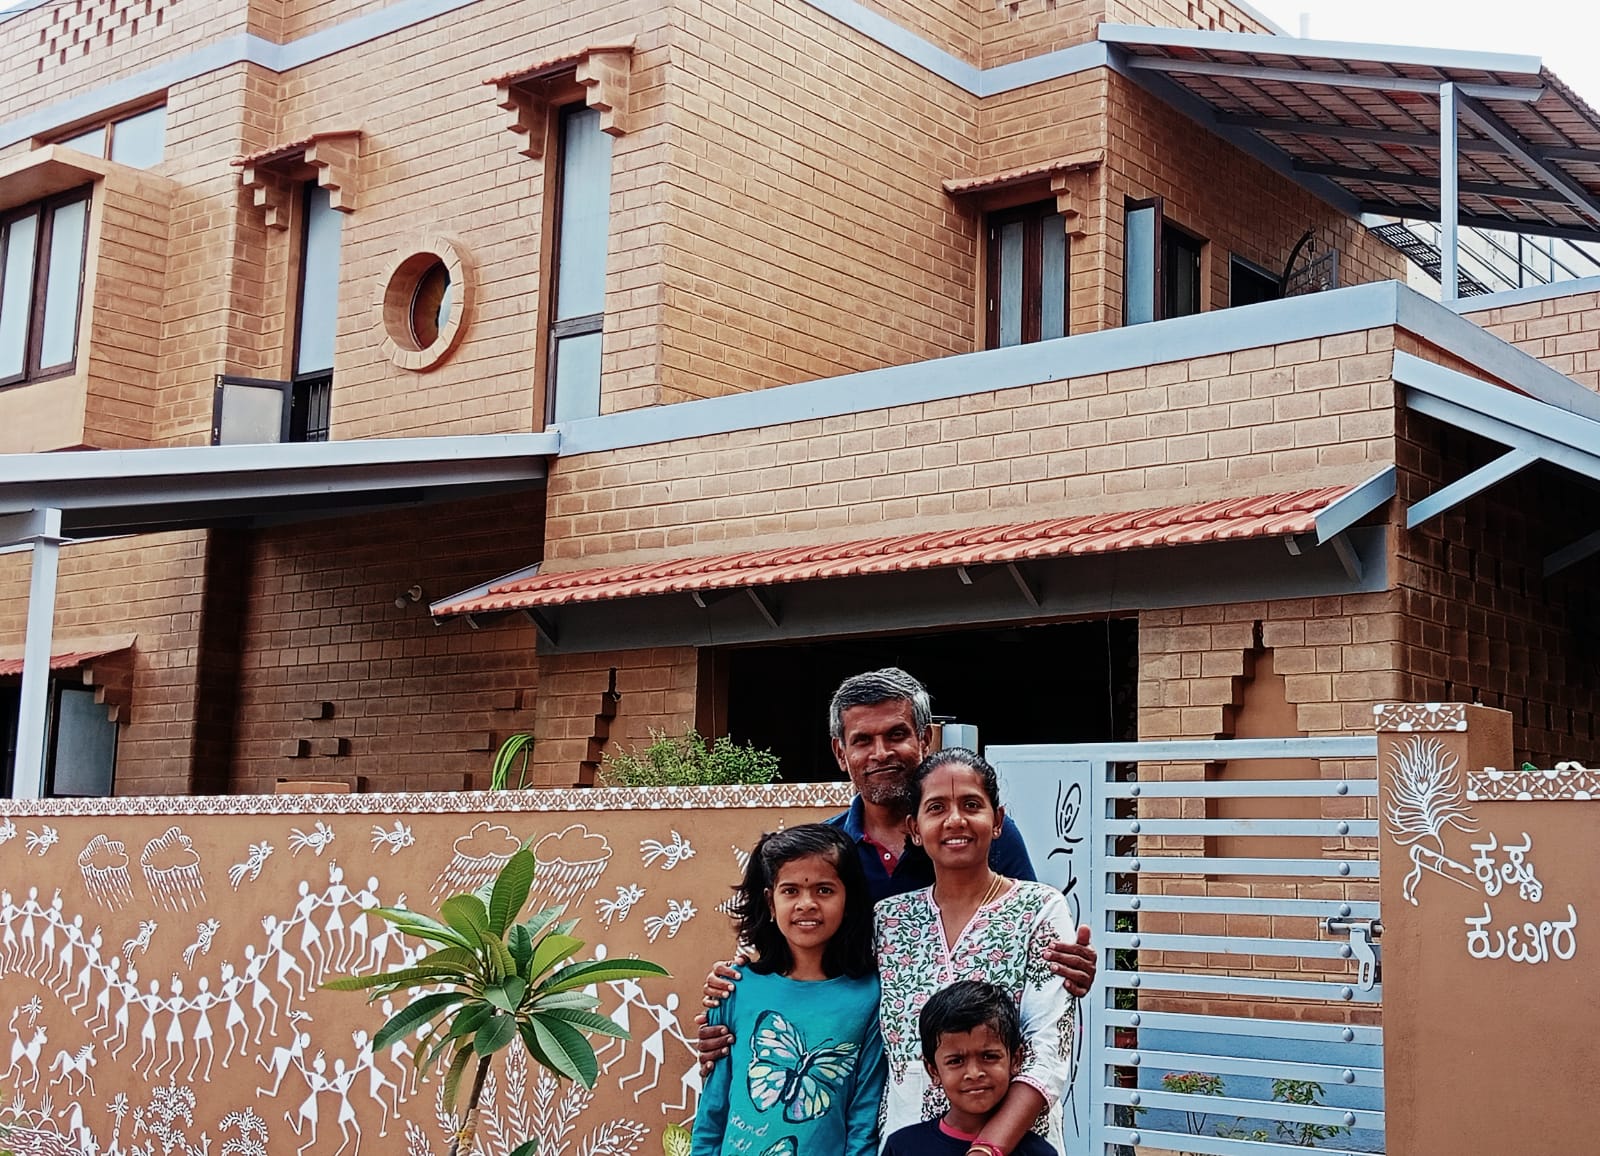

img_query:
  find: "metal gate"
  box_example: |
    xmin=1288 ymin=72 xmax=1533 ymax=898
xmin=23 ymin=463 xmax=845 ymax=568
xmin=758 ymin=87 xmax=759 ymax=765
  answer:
xmin=989 ymin=737 xmax=1383 ymax=1156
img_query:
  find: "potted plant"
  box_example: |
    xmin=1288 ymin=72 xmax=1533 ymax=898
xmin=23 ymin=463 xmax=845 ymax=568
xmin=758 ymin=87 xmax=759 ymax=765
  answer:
xmin=325 ymin=842 xmax=668 ymax=1156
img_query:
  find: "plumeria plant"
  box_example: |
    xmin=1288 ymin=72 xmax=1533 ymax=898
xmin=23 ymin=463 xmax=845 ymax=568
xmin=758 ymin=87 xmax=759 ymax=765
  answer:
xmin=325 ymin=842 xmax=669 ymax=1156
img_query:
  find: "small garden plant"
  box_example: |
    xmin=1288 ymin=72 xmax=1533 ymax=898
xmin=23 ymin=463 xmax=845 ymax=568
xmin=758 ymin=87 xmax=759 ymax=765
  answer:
xmin=1157 ymin=1071 xmax=1351 ymax=1150
xmin=325 ymin=842 xmax=668 ymax=1156
xmin=600 ymin=727 xmax=779 ymax=787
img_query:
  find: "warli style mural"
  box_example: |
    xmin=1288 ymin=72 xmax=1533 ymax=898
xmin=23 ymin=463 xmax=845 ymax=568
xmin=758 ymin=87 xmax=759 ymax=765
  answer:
xmin=0 ymin=785 xmax=853 ymax=1155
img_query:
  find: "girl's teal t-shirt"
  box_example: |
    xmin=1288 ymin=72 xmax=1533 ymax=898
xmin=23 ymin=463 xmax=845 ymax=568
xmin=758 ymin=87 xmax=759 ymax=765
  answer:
xmin=691 ymin=968 xmax=885 ymax=1156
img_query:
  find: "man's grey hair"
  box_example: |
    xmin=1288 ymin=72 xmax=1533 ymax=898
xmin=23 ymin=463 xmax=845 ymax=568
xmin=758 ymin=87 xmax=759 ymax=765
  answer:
xmin=827 ymin=667 xmax=933 ymax=741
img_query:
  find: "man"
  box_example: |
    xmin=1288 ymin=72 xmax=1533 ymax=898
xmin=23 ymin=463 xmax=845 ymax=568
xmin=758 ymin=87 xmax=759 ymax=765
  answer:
xmin=697 ymin=667 xmax=1097 ymax=1065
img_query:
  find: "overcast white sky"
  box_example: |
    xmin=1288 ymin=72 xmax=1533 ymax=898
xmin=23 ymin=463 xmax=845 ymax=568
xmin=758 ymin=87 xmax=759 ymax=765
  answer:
xmin=1248 ymin=1 xmax=1600 ymax=106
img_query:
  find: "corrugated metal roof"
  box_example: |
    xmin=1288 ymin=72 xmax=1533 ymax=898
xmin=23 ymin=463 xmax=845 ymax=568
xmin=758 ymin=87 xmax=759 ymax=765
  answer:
xmin=1102 ymin=24 xmax=1600 ymax=241
xmin=434 ymin=485 xmax=1359 ymax=617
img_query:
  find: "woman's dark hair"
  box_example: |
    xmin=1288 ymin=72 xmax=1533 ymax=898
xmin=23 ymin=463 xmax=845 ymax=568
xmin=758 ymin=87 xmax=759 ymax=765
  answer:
xmin=918 ymin=979 xmax=1023 ymax=1063
xmin=727 ymin=823 xmax=875 ymax=979
xmin=907 ymin=747 xmax=1002 ymax=814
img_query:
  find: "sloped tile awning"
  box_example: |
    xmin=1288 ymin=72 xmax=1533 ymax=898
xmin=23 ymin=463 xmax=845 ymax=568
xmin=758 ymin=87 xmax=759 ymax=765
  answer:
xmin=0 ymin=643 xmax=128 ymax=677
xmin=433 ymin=474 xmax=1395 ymax=652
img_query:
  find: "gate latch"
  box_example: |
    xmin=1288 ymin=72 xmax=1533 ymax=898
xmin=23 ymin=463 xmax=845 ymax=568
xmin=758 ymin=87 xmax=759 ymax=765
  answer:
xmin=1324 ymin=918 xmax=1383 ymax=991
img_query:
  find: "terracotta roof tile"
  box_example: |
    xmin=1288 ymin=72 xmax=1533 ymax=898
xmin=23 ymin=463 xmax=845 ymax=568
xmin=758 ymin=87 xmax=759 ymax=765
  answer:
xmin=232 ymin=129 xmax=362 ymax=169
xmin=483 ymin=41 xmax=635 ymax=88
xmin=434 ymin=486 xmax=1359 ymax=617
xmin=942 ymin=150 xmax=1103 ymax=197
xmin=0 ymin=641 xmax=131 ymax=677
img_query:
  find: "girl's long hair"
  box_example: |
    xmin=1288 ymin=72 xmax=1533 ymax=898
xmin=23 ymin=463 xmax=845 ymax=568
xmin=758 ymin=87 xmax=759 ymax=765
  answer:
xmin=728 ymin=823 xmax=876 ymax=979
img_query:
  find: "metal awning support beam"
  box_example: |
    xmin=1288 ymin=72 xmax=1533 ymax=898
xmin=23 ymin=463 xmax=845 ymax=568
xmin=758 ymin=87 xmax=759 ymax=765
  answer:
xmin=10 ymin=507 xmax=64 ymax=800
xmin=1407 ymin=448 xmax=1538 ymax=528
xmin=1440 ymin=83 xmax=1460 ymax=304
xmin=1456 ymin=90 xmax=1600 ymax=231
xmin=1296 ymin=161 xmax=1571 ymax=205
xmin=1219 ymin=113 xmax=1513 ymax=156
xmin=1118 ymin=55 xmax=1545 ymax=102
xmin=522 ymin=607 xmax=559 ymax=648
xmin=1315 ymin=466 xmax=1397 ymax=543
xmin=744 ymin=587 xmax=780 ymax=629
xmin=1545 ymin=527 xmax=1600 ymax=577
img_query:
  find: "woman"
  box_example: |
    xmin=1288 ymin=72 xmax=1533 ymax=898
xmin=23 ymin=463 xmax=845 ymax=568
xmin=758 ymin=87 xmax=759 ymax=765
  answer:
xmin=874 ymin=749 xmax=1074 ymax=1155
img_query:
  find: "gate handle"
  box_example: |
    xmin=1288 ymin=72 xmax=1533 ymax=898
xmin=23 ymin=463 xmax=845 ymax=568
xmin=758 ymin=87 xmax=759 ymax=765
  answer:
xmin=1325 ymin=918 xmax=1382 ymax=991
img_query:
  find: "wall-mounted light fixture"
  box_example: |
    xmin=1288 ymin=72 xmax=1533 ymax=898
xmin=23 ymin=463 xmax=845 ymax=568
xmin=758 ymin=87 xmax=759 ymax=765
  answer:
xmin=394 ymin=584 xmax=424 ymax=609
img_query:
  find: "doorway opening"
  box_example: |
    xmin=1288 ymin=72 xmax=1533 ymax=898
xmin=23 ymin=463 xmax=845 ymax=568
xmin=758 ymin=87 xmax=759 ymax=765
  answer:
xmin=701 ymin=618 xmax=1138 ymax=782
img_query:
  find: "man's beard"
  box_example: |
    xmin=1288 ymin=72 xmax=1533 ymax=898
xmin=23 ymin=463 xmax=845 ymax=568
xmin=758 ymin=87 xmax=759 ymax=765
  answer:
xmin=859 ymin=768 xmax=912 ymax=810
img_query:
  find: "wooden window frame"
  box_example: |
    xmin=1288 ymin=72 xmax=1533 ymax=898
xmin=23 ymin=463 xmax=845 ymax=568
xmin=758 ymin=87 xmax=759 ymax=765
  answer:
xmin=1124 ymin=196 xmax=1206 ymax=325
xmin=984 ymin=200 xmax=1070 ymax=350
xmin=542 ymin=98 xmax=609 ymax=426
xmin=0 ymin=187 xmax=92 ymax=389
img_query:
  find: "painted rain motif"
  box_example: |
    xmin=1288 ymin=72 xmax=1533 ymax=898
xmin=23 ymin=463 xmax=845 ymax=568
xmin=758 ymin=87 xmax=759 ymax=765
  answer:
xmin=530 ymin=824 xmax=614 ymax=904
xmin=1387 ymin=735 xmax=1479 ymax=905
xmin=79 ymin=834 xmax=135 ymax=910
xmin=140 ymin=828 xmax=206 ymax=912
xmin=432 ymin=820 xmax=522 ymax=899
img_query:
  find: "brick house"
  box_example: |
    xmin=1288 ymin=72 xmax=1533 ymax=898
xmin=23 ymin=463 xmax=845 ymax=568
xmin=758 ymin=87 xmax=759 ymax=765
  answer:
xmin=0 ymin=0 xmax=1597 ymax=798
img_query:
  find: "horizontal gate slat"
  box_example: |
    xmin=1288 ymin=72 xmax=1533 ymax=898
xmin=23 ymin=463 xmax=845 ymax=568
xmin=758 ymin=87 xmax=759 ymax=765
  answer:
xmin=1103 ymin=817 xmax=1379 ymax=835
xmin=1102 ymin=931 xmax=1358 ymax=958
xmin=1108 ymin=1046 xmax=1384 ymax=1087
xmin=1104 ymin=1007 xmax=1383 ymax=1044
xmin=1105 ymin=1086 xmax=1385 ymax=1130
xmin=1102 ymin=855 xmax=1380 ymax=877
xmin=1103 ymin=893 xmax=1381 ymax=918
xmin=1107 ymin=779 xmax=1378 ymax=798
xmin=1102 ymin=1125 xmax=1376 ymax=1156
xmin=1104 ymin=968 xmax=1382 ymax=1003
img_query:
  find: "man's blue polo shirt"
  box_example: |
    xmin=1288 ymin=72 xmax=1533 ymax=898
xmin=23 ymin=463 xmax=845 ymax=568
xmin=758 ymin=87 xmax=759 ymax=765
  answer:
xmin=823 ymin=794 xmax=1037 ymax=902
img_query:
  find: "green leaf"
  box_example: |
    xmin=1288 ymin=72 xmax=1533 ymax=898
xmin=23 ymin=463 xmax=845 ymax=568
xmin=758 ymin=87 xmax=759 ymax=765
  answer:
xmin=524 ymin=1016 xmax=587 ymax=1084
xmin=525 ymin=934 xmax=583 ymax=983
xmin=662 ymin=1123 xmax=693 ymax=1156
xmin=519 ymin=903 xmax=569 ymax=944
xmin=509 ymin=924 xmax=534 ymax=973
xmin=439 ymin=895 xmax=493 ymax=943
xmin=372 ymin=991 xmax=463 ymax=1053
xmin=474 ymin=1012 xmax=518 ymax=1057
xmin=549 ymin=917 xmax=580 ymax=937
xmin=442 ymin=1046 xmax=474 ymax=1116
xmin=540 ymin=1006 xmax=630 ymax=1040
xmin=448 ymin=1003 xmax=496 ymax=1040
xmin=517 ymin=1020 xmax=565 ymax=1081
xmin=528 ymin=1014 xmax=600 ymax=1087
xmin=322 ymin=951 xmax=482 ymax=992
xmin=369 ymin=906 xmax=473 ymax=944
xmin=485 ymin=977 xmax=526 ymax=1013
xmin=542 ymin=958 xmax=671 ymax=994
xmin=508 ymin=1142 xmax=539 ymax=1156
xmin=526 ymin=990 xmax=601 ymax=1012
xmin=489 ymin=848 xmax=537 ymax=935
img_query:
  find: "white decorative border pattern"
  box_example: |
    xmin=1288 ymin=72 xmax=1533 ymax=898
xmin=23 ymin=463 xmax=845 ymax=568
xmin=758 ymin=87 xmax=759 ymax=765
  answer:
xmin=0 ymin=782 xmax=858 ymax=818
xmin=1467 ymin=763 xmax=1600 ymax=802
xmin=1374 ymin=703 xmax=1469 ymax=733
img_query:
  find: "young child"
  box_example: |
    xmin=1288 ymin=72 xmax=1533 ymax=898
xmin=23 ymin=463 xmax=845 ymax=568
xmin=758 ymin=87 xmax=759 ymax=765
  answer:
xmin=881 ymin=980 xmax=1060 ymax=1156
xmin=691 ymin=823 xmax=886 ymax=1156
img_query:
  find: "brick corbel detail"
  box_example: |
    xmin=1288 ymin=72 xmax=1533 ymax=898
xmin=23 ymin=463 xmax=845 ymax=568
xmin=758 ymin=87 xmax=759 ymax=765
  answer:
xmin=1051 ymin=164 xmax=1099 ymax=241
xmin=234 ymin=130 xmax=363 ymax=230
xmin=82 ymin=651 xmax=133 ymax=724
xmin=490 ymin=42 xmax=635 ymax=161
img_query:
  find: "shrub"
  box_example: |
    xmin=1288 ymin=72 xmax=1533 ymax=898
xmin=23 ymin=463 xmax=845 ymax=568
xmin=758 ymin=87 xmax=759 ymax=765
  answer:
xmin=600 ymin=728 xmax=779 ymax=788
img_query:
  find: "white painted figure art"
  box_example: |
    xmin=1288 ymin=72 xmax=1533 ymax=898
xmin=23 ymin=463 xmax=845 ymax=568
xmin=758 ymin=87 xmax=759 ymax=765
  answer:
xmin=1387 ymin=735 xmax=1479 ymax=905
xmin=597 ymin=883 xmax=646 ymax=927
xmin=288 ymin=821 xmax=337 ymax=857
xmin=370 ymin=820 xmax=414 ymax=855
xmin=643 ymin=898 xmax=697 ymax=943
xmin=25 ymin=825 xmax=59 ymax=856
xmin=229 ymin=841 xmax=274 ymax=889
xmin=640 ymin=831 xmax=695 ymax=870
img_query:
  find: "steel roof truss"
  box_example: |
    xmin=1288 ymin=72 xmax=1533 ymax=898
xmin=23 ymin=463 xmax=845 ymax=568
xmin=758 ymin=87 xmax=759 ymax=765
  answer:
xmin=1455 ymin=91 xmax=1600 ymax=229
xmin=1121 ymin=55 xmax=1545 ymax=101
xmin=1296 ymin=161 xmax=1570 ymax=204
xmin=1218 ymin=113 xmax=1513 ymax=158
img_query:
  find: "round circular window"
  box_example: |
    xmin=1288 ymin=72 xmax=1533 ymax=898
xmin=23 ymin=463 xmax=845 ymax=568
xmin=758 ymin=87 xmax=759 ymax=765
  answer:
xmin=409 ymin=260 xmax=452 ymax=349
xmin=377 ymin=239 xmax=471 ymax=372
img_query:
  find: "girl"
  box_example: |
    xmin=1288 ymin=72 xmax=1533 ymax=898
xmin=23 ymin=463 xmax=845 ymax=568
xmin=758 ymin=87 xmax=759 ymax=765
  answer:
xmin=874 ymin=749 xmax=1074 ymax=1156
xmin=693 ymin=824 xmax=886 ymax=1156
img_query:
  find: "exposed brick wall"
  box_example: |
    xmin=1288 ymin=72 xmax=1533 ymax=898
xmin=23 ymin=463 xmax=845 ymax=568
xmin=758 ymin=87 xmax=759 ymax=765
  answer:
xmin=227 ymin=494 xmax=546 ymax=794
xmin=1101 ymin=72 xmax=1406 ymax=332
xmin=529 ymin=647 xmax=699 ymax=786
xmin=0 ymin=157 xmax=173 ymax=453
xmin=1106 ymin=0 xmax=1272 ymax=33
xmin=0 ymin=531 xmax=212 ymax=795
xmin=544 ymin=329 xmax=1398 ymax=568
xmin=1459 ymin=289 xmax=1600 ymax=394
